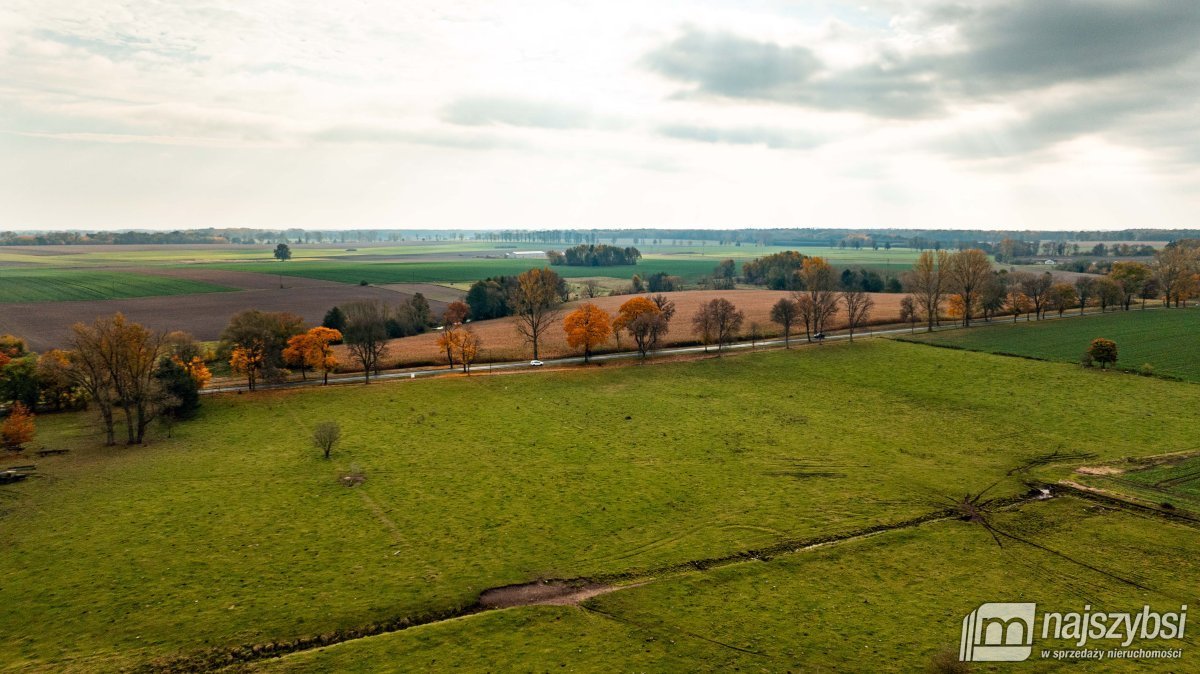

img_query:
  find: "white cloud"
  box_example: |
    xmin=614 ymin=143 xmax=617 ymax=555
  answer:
xmin=1 ymin=0 xmax=1197 ymax=231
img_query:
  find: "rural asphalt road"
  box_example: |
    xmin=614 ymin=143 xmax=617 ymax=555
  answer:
xmin=203 ymin=307 xmax=1133 ymax=395
xmin=203 ymin=325 xmax=919 ymax=394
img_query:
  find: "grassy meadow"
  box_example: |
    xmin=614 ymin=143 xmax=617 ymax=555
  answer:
xmin=900 ymin=309 xmax=1200 ymax=381
xmin=2 ymin=340 xmax=1199 ymax=670
xmin=0 ymin=269 xmax=233 ymax=303
xmin=253 ymin=497 xmax=1200 ymax=672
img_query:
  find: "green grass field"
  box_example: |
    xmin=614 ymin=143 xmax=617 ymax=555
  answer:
xmin=253 ymin=497 xmax=1199 ymax=672
xmin=900 ymin=309 xmax=1200 ymax=381
xmin=636 ymin=243 xmax=923 ymax=272
xmin=3 ymin=341 xmax=1199 ymax=671
xmin=0 ymin=269 xmax=234 ymax=302
xmin=195 ymin=257 xmax=727 ymax=285
xmin=0 ymin=243 xmax=506 ymax=269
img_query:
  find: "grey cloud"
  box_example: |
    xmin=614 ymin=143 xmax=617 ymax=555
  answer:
xmin=440 ymin=96 xmax=599 ymax=130
xmin=949 ymin=2 xmax=1200 ymax=92
xmin=644 ymin=30 xmax=821 ymax=99
xmin=658 ymin=124 xmax=820 ymax=150
xmin=645 ymin=2 xmax=1200 ymax=119
xmin=643 ymin=28 xmax=941 ymax=117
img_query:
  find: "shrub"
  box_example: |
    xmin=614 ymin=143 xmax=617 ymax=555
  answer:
xmin=1086 ymin=338 xmax=1118 ymax=369
xmin=928 ymin=648 xmax=971 ymax=673
xmin=312 ymin=421 xmax=341 ymax=459
xmin=1080 ymin=352 xmax=1094 ymax=368
xmin=1 ymin=402 xmax=35 ymax=450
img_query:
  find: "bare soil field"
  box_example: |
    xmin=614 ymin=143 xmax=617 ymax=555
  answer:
xmin=358 ymin=289 xmax=904 ymax=368
xmin=0 ymin=285 xmax=448 ymax=351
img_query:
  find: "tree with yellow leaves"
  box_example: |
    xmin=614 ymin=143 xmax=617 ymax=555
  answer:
xmin=563 ymin=303 xmax=611 ymax=363
xmin=436 ymin=329 xmax=457 ymax=370
xmin=454 ymin=328 xmax=481 ymax=374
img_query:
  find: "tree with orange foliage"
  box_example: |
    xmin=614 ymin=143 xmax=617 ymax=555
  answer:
xmin=443 ymin=300 xmax=470 ymax=326
xmin=306 ymin=327 xmax=341 ymax=384
xmin=175 ymin=356 xmax=212 ymax=389
xmin=946 ymin=293 xmax=969 ymax=325
xmin=563 ymin=303 xmax=612 ymax=363
xmin=2 ymin=401 xmax=35 ymax=450
xmin=230 ymin=346 xmax=266 ymax=391
xmin=283 ymin=333 xmax=313 ymax=380
xmin=613 ymin=296 xmax=666 ymax=359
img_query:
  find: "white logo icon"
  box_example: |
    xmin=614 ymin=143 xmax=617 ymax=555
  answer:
xmin=960 ymin=603 xmax=1037 ymax=662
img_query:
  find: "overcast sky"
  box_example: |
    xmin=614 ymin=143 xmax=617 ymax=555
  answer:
xmin=2 ymin=0 xmax=1198 ymax=231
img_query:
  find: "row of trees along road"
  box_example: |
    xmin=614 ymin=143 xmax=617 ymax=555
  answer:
xmin=901 ymin=243 xmax=1200 ymax=330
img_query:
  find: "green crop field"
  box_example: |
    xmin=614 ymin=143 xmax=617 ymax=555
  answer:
xmin=252 ymin=497 xmax=1199 ymax=672
xmin=196 ymin=257 xmax=727 ymax=285
xmin=900 ymin=309 xmax=1200 ymax=381
xmin=0 ymin=269 xmax=234 ymax=303
xmin=3 ymin=341 xmax=1199 ymax=671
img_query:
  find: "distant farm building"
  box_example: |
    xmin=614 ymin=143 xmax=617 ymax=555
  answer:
xmin=506 ymin=251 xmax=547 ymax=259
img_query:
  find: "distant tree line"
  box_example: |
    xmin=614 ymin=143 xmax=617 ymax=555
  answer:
xmin=547 ymin=244 xmax=642 ymax=267
xmin=901 ymin=242 xmax=1200 ymax=330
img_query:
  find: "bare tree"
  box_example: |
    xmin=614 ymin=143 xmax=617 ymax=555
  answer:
xmin=902 ymin=250 xmax=948 ymax=332
xmin=899 ymin=295 xmax=918 ymax=334
xmin=691 ymin=302 xmax=716 ymax=352
xmin=67 ymin=321 xmax=119 ymax=445
xmin=67 ymin=314 xmax=165 ymax=445
xmin=769 ymin=297 xmax=799 ymax=348
xmin=342 ymin=301 xmax=390 ymax=382
xmin=580 ymin=279 xmax=601 ymax=299
xmin=1074 ymin=276 xmax=1095 ymax=315
xmin=1020 ymin=272 xmax=1054 ymax=319
xmin=512 ymin=268 xmax=564 ymax=360
xmin=312 ymin=421 xmax=341 ymax=459
xmin=712 ymin=299 xmax=745 ymax=352
xmin=648 ymin=294 xmax=676 ymax=351
xmin=944 ymin=249 xmax=992 ymax=327
xmin=747 ymin=321 xmax=763 ymax=349
xmin=840 ymin=290 xmax=874 ymax=341
xmin=794 ymin=257 xmax=839 ymax=341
